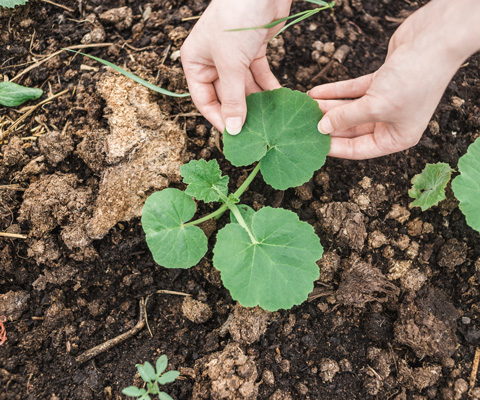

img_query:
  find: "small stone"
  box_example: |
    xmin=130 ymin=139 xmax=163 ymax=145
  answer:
xmin=471 ymin=387 xmax=480 ymax=400
xmin=323 ymin=42 xmax=335 ymax=56
xmin=312 ymin=41 xmax=324 ymax=51
xmin=369 ymin=230 xmax=387 ymax=249
xmin=319 ymin=358 xmax=340 ymax=383
xmin=318 ymin=55 xmax=330 ymax=65
xmin=339 ymin=359 xmax=352 ymax=372
xmin=262 ymin=369 xmax=275 ymax=387
xmin=454 ymin=378 xmax=468 ymax=399
xmin=461 ymin=317 xmax=471 ymax=324
xmin=451 ymin=96 xmax=465 ymax=108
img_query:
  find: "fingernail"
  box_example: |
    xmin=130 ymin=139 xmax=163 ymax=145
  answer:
xmin=226 ymin=117 xmax=243 ymax=135
xmin=318 ymin=116 xmax=333 ymax=134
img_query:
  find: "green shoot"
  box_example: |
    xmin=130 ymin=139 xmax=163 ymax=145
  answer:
xmin=0 ymin=0 xmax=29 ymax=8
xmin=122 ymin=355 xmax=179 ymax=400
xmin=65 ymin=50 xmax=190 ymax=98
xmin=409 ymin=163 xmax=453 ymax=211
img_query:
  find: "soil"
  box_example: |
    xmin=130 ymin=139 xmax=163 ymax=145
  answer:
xmin=1 ymin=0 xmax=480 ymax=399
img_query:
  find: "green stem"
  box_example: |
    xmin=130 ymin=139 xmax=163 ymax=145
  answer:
xmin=233 ymin=162 xmax=261 ymax=198
xmin=229 ymin=203 xmax=258 ymax=244
xmin=182 ymin=162 xmax=261 ymax=228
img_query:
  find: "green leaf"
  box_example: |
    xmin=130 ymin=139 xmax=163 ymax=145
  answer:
xmin=158 ymin=370 xmax=180 ymax=385
xmin=136 ymin=364 xmax=153 ymax=383
xmin=142 ymin=189 xmax=208 ymax=269
xmin=0 ymin=0 xmax=28 ymax=9
xmin=409 ymin=163 xmax=453 ymax=211
xmin=159 ymin=393 xmax=174 ymax=400
xmin=452 ymin=137 xmax=480 ymax=233
xmin=180 ymin=159 xmax=229 ymax=203
xmin=65 ymin=50 xmax=190 ymax=98
xmin=143 ymin=362 xmax=157 ymax=382
xmin=156 ymin=355 xmax=168 ymax=376
xmin=139 ymin=395 xmax=151 ymax=400
xmin=230 ymin=204 xmax=255 ymax=229
xmin=122 ymin=387 xmax=146 ymax=397
xmin=0 ymin=81 xmax=43 ymax=107
xmin=213 ymin=207 xmax=323 ymax=311
xmin=223 ymin=88 xmax=330 ymax=190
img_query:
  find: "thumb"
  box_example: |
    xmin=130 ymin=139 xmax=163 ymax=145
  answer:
xmin=218 ymin=66 xmax=248 ymax=136
xmin=318 ymin=96 xmax=374 ymax=135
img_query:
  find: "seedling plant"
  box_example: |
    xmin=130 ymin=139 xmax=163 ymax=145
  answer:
xmin=122 ymin=355 xmax=179 ymax=400
xmin=142 ymin=88 xmax=330 ymax=311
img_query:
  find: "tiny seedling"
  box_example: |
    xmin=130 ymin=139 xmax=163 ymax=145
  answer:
xmin=409 ymin=137 xmax=480 ymax=234
xmin=409 ymin=162 xmax=453 ymax=211
xmin=0 ymin=0 xmax=28 ymax=8
xmin=142 ymin=88 xmax=330 ymax=311
xmin=122 ymin=355 xmax=179 ymax=400
xmin=0 ymin=81 xmax=43 ymax=107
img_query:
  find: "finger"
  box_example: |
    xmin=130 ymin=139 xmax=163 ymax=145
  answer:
xmin=245 ymin=69 xmax=262 ymax=95
xmin=328 ymin=126 xmax=408 ymax=160
xmin=188 ymin=80 xmax=224 ymax=132
xmin=315 ymin=99 xmax=354 ymax=113
xmin=309 ymin=74 xmax=374 ymax=99
xmin=329 ymin=123 xmax=376 ymax=138
xmin=218 ymin=65 xmax=249 ymax=135
xmin=250 ymin=56 xmax=282 ymax=91
xmin=318 ymin=96 xmax=375 ymax=134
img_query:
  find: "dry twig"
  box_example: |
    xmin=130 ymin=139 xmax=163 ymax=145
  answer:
xmin=75 ymin=299 xmax=146 ymax=365
xmin=0 ymin=232 xmax=27 ymax=239
xmin=40 ymin=0 xmax=74 ymax=12
xmin=470 ymin=347 xmax=480 ymax=391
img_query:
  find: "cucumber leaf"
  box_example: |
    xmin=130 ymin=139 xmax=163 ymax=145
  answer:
xmin=141 ymin=188 xmax=207 ymax=268
xmin=409 ymin=162 xmax=453 ymax=211
xmin=230 ymin=204 xmax=255 ymax=229
xmin=213 ymin=207 xmax=323 ymax=311
xmin=180 ymin=159 xmax=229 ymax=203
xmin=0 ymin=81 xmax=42 ymax=107
xmin=0 ymin=0 xmax=28 ymax=8
xmin=223 ymin=88 xmax=330 ymax=190
xmin=452 ymin=137 xmax=480 ymax=233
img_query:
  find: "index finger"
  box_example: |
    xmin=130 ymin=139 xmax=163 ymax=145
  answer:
xmin=309 ymin=74 xmax=374 ymax=100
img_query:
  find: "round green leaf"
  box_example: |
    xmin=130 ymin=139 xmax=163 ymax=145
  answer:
xmin=452 ymin=137 xmax=480 ymax=233
xmin=409 ymin=162 xmax=453 ymax=211
xmin=141 ymin=188 xmax=208 ymax=268
xmin=180 ymin=159 xmax=229 ymax=203
xmin=223 ymin=88 xmax=330 ymax=190
xmin=122 ymin=386 xmax=146 ymax=397
xmin=213 ymin=207 xmax=323 ymax=311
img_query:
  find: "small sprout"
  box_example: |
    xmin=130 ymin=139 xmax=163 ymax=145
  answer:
xmin=0 ymin=0 xmax=29 ymax=8
xmin=123 ymin=355 xmax=179 ymax=400
xmin=0 ymin=81 xmax=43 ymax=107
xmin=409 ymin=162 xmax=453 ymax=211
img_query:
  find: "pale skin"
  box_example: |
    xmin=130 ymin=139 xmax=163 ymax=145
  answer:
xmin=181 ymin=0 xmax=480 ymax=160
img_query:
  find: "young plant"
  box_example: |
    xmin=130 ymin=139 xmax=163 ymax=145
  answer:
xmin=142 ymin=88 xmax=330 ymax=311
xmin=409 ymin=162 xmax=453 ymax=211
xmin=0 ymin=0 xmax=28 ymax=8
xmin=452 ymin=136 xmax=480 ymax=233
xmin=0 ymin=81 xmax=43 ymax=107
xmin=122 ymin=355 xmax=179 ymax=400
xmin=409 ymin=137 xmax=480 ymax=234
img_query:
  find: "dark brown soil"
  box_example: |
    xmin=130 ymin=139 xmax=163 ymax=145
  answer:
xmin=1 ymin=0 xmax=480 ymax=399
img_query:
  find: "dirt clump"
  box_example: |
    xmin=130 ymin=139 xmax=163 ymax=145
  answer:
xmin=193 ymin=342 xmax=259 ymax=399
xmin=227 ymin=304 xmax=271 ymax=345
xmin=182 ymin=296 xmax=212 ymax=324
xmin=336 ymin=255 xmax=399 ymax=307
xmin=319 ymin=358 xmax=340 ymax=383
xmin=38 ymin=130 xmax=74 ymax=165
xmin=394 ymin=287 xmax=459 ymax=360
xmin=437 ymin=238 xmax=468 ymax=269
xmin=0 ymin=290 xmax=30 ymax=321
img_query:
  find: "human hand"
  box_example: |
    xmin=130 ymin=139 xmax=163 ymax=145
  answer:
xmin=181 ymin=0 xmax=291 ymax=135
xmin=310 ymin=0 xmax=480 ymax=159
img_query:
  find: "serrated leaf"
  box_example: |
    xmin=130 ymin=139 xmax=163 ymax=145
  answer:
xmin=213 ymin=207 xmax=323 ymax=311
xmin=452 ymin=137 xmax=480 ymax=233
xmin=409 ymin=163 xmax=453 ymax=211
xmin=223 ymin=88 xmax=330 ymax=190
xmin=156 ymin=355 xmax=168 ymax=376
xmin=158 ymin=370 xmax=180 ymax=385
xmin=0 ymin=0 xmax=28 ymax=9
xmin=180 ymin=159 xmax=229 ymax=203
xmin=159 ymin=393 xmax=174 ymax=400
xmin=230 ymin=204 xmax=255 ymax=229
xmin=141 ymin=188 xmax=207 ymax=269
xmin=0 ymin=81 xmax=42 ymax=107
xmin=136 ymin=364 xmax=153 ymax=383
xmin=122 ymin=386 xmax=146 ymax=397
xmin=143 ymin=362 xmax=157 ymax=382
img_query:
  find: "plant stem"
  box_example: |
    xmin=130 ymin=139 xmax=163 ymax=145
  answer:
xmin=182 ymin=162 xmax=261 ymax=228
xmin=228 ymin=203 xmax=258 ymax=244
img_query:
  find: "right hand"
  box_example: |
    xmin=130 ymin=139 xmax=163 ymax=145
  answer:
xmin=181 ymin=0 xmax=292 ymax=135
